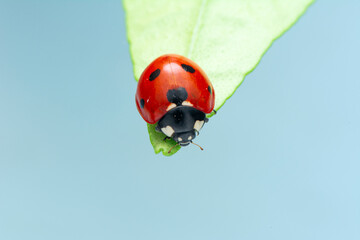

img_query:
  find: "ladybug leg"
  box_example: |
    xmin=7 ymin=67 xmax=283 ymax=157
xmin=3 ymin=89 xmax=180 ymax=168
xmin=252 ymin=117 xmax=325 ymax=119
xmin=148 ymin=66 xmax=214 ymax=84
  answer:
xmin=212 ymin=109 xmax=217 ymax=114
xmin=163 ymin=136 xmax=171 ymax=141
xmin=204 ymin=117 xmax=209 ymax=123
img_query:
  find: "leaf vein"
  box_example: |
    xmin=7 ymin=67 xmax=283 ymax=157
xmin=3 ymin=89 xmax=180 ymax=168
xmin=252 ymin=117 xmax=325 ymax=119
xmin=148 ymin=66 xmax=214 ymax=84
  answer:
xmin=187 ymin=0 xmax=208 ymax=58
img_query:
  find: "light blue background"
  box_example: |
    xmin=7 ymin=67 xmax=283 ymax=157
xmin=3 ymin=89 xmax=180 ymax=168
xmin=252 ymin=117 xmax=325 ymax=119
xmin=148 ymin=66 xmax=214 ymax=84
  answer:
xmin=0 ymin=1 xmax=359 ymax=239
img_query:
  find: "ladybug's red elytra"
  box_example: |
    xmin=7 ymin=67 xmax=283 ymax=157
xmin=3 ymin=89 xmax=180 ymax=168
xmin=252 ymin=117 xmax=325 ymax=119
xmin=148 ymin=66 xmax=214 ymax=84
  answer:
xmin=135 ymin=54 xmax=215 ymax=152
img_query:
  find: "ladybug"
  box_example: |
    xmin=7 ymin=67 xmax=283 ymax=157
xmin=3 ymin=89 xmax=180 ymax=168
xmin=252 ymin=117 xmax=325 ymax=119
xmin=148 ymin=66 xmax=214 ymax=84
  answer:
xmin=135 ymin=54 xmax=215 ymax=152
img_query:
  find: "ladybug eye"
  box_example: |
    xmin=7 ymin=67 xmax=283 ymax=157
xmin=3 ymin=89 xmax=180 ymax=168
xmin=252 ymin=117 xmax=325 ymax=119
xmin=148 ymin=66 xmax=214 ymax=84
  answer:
xmin=149 ymin=69 xmax=160 ymax=81
xmin=181 ymin=64 xmax=195 ymax=73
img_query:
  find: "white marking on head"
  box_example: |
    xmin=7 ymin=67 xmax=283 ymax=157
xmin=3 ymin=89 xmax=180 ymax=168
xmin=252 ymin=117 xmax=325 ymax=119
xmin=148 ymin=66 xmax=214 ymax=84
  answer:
xmin=161 ymin=126 xmax=175 ymax=137
xmin=182 ymin=101 xmax=193 ymax=107
xmin=166 ymin=103 xmax=176 ymax=111
xmin=194 ymin=120 xmax=204 ymax=132
xmin=178 ymin=137 xmax=182 ymax=142
xmin=188 ymin=136 xmax=192 ymax=140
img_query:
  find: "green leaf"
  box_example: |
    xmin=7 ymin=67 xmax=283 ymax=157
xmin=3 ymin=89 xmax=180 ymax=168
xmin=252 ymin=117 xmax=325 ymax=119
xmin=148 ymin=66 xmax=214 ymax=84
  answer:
xmin=124 ymin=0 xmax=314 ymax=156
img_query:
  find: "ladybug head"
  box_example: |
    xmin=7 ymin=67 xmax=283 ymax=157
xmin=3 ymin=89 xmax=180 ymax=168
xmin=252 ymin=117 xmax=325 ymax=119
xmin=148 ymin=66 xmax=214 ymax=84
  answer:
xmin=172 ymin=130 xmax=196 ymax=147
xmin=156 ymin=106 xmax=208 ymax=152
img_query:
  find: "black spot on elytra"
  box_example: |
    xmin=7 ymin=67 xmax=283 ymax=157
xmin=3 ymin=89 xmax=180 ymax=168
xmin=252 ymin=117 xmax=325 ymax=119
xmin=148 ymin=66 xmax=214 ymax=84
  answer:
xmin=181 ymin=64 xmax=195 ymax=73
xmin=140 ymin=99 xmax=145 ymax=108
xmin=149 ymin=69 xmax=160 ymax=81
xmin=167 ymin=87 xmax=188 ymax=106
xmin=208 ymin=86 xmax=212 ymax=94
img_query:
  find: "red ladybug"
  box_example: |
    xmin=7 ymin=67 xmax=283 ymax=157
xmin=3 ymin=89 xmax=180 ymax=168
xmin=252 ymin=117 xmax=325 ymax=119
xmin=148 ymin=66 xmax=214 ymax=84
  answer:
xmin=135 ymin=54 xmax=215 ymax=150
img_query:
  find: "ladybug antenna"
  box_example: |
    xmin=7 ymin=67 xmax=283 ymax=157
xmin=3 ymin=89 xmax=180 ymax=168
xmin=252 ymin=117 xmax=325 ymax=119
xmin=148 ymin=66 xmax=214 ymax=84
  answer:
xmin=191 ymin=141 xmax=204 ymax=151
xmin=168 ymin=143 xmax=180 ymax=154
